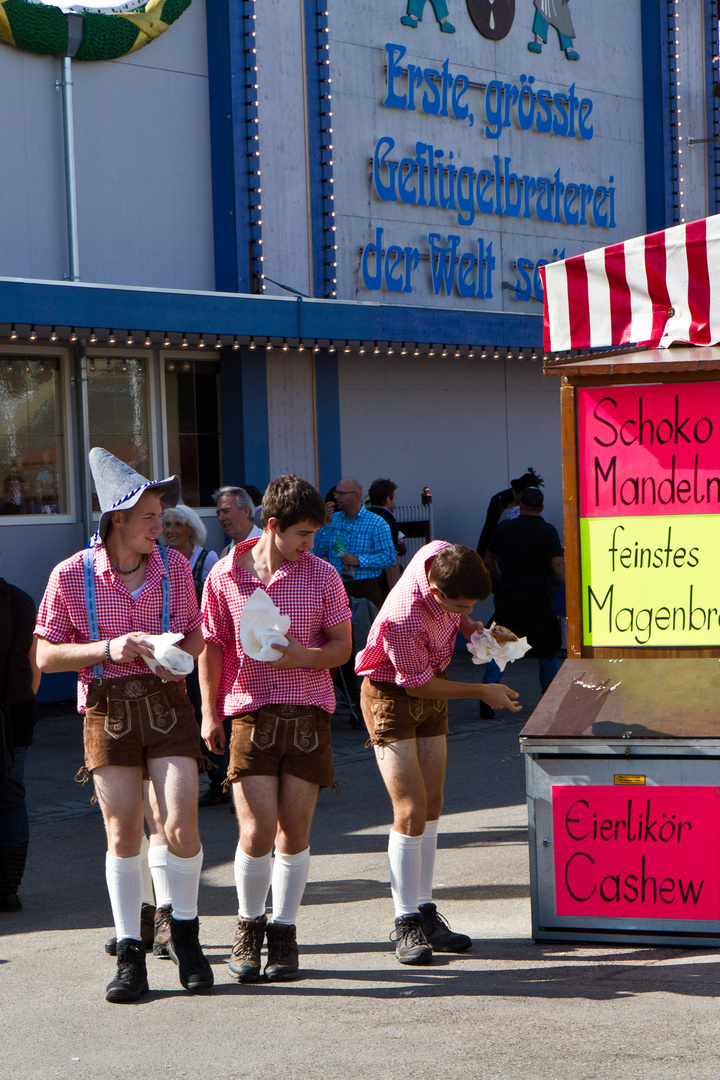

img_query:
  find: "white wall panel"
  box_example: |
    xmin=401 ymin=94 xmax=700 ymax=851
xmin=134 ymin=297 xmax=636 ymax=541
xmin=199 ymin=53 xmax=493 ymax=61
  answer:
xmin=0 ymin=0 xmax=213 ymax=290
xmin=255 ymin=0 xmax=312 ymax=298
xmin=266 ymin=349 xmax=316 ymax=484
xmin=338 ymin=353 xmax=562 ymax=552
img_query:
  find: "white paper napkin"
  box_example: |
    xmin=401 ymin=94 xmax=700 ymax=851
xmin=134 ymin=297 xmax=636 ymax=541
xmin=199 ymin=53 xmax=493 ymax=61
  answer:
xmin=466 ymin=624 xmax=532 ymax=672
xmin=141 ymin=632 xmax=195 ymax=676
xmin=240 ymin=588 xmax=291 ymax=661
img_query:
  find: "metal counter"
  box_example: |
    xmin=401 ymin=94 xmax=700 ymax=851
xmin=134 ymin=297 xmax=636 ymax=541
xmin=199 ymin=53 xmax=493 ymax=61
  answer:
xmin=519 ymin=659 xmax=720 ymax=946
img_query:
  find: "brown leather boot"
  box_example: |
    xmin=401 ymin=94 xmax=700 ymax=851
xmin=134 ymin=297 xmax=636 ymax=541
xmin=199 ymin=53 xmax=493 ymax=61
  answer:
xmin=153 ymin=904 xmax=173 ymax=958
xmin=228 ymin=914 xmax=267 ymax=982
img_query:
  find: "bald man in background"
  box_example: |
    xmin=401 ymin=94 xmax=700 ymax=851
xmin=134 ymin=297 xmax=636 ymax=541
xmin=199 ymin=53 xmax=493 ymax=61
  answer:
xmin=313 ymin=477 xmax=395 ymax=609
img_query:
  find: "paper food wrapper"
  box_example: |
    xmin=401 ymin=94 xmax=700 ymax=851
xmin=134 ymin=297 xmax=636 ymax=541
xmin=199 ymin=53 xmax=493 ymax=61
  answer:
xmin=240 ymin=588 xmax=291 ymax=662
xmin=466 ymin=624 xmax=531 ymax=672
xmin=141 ymin=632 xmax=195 ymax=677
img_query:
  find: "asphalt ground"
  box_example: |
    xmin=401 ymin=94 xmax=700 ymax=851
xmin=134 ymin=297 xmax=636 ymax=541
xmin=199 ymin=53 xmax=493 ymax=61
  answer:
xmin=1 ymin=653 xmax=718 ymax=1080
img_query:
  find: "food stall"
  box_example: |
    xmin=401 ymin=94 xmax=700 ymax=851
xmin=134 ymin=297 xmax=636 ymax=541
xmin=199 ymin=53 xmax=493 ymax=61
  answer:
xmin=520 ymin=216 xmax=720 ymax=945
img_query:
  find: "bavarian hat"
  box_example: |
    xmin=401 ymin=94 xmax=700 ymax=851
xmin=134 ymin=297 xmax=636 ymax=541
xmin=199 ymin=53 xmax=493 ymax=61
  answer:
xmin=89 ymin=447 xmax=180 ymax=541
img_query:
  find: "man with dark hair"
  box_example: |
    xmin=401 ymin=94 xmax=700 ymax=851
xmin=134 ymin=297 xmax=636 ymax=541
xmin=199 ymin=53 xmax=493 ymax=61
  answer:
xmin=484 ymin=487 xmax=565 ymax=696
xmin=34 ymin=449 xmax=213 ymax=1003
xmin=368 ymin=478 xmax=396 ymax=510
xmin=368 ymin=478 xmax=406 ymax=598
xmin=356 ymin=542 xmax=520 ymax=965
xmin=314 ymin=477 xmax=395 ymax=609
xmin=200 ymin=475 xmax=351 ymax=982
xmin=213 ymin=485 xmax=262 ymax=557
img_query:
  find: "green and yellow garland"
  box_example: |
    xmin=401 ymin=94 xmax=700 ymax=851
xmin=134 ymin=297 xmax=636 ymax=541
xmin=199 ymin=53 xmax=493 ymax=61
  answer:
xmin=0 ymin=0 xmax=191 ymax=61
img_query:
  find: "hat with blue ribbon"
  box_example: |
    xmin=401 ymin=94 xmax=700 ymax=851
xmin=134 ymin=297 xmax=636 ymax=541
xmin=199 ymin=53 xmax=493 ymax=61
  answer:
xmin=89 ymin=447 xmax=180 ymax=542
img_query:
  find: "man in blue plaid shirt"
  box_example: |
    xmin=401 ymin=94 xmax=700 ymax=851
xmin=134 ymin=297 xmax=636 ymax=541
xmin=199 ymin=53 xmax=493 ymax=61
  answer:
xmin=314 ymin=477 xmax=395 ymax=608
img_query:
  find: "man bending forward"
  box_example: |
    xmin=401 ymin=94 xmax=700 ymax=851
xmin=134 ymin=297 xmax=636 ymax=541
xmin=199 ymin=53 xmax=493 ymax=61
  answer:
xmin=356 ymin=541 xmax=521 ymax=964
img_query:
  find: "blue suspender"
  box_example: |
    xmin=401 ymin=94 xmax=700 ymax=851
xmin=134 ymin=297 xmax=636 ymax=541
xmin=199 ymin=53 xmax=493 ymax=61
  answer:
xmin=157 ymin=544 xmax=170 ymax=632
xmin=83 ymin=545 xmax=171 ymax=681
xmin=82 ymin=548 xmax=102 ymax=679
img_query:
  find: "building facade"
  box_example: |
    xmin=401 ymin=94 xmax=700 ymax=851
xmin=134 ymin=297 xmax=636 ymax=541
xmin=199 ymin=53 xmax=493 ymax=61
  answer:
xmin=0 ymin=0 xmax=716 ymax=696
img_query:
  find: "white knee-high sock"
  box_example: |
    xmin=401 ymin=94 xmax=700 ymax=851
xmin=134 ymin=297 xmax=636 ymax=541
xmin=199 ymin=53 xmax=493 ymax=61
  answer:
xmin=418 ymin=819 xmax=439 ymax=906
xmin=140 ymin=835 xmax=154 ymax=906
xmin=271 ymin=848 xmax=310 ymax=925
xmin=166 ymin=847 xmax=203 ymax=921
xmin=234 ymin=846 xmax=272 ymax=920
xmin=147 ymin=843 xmax=171 ymax=908
xmin=105 ymin=853 xmax=143 ymax=942
xmin=388 ymin=830 xmax=422 ymax=917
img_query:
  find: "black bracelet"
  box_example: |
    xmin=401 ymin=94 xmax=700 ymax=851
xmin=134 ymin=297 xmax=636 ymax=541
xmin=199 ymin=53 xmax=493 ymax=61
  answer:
xmin=105 ymin=639 xmax=112 ymax=662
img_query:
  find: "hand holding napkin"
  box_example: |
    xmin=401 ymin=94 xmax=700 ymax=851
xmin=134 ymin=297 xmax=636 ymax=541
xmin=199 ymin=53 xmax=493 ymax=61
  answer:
xmin=240 ymin=588 xmax=291 ymax=662
xmin=141 ymin=632 xmax=195 ymax=676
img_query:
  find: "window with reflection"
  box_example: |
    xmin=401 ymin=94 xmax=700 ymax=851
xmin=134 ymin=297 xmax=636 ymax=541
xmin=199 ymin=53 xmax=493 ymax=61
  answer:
xmin=0 ymin=356 xmax=67 ymax=515
xmin=164 ymin=358 xmax=222 ymax=506
xmin=86 ymin=356 xmax=151 ymax=510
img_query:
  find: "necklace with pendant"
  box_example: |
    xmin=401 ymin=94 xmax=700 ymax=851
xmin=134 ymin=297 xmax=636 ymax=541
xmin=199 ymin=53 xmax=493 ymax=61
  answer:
xmin=111 ymin=555 xmax=145 ymax=575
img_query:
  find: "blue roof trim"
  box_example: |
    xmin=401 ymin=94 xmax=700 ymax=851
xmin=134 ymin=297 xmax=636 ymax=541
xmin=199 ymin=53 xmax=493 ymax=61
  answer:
xmin=0 ymin=278 xmax=543 ymax=347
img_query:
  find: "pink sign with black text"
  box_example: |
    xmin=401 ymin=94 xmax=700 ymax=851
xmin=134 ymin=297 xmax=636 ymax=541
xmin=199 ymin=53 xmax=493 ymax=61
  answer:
xmin=578 ymin=382 xmax=720 ymax=519
xmin=552 ymin=785 xmax=720 ymax=921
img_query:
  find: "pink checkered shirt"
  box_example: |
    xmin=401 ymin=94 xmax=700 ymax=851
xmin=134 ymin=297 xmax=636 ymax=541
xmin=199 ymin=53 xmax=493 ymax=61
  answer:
xmin=202 ymin=538 xmax=351 ymax=716
xmin=355 ymin=540 xmax=460 ymax=688
xmin=35 ymin=544 xmax=201 ymax=712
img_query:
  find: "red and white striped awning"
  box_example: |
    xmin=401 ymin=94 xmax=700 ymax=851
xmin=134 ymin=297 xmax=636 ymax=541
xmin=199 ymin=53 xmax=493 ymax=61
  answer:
xmin=541 ymin=215 xmax=720 ymax=353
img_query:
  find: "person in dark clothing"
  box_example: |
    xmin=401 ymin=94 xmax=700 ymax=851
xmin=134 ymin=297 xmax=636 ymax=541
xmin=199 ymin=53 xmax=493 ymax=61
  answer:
xmin=0 ymin=553 xmax=40 ymax=911
xmin=482 ymin=488 xmax=564 ymax=708
xmin=368 ymin=478 xmax=407 ymax=600
xmin=476 ymin=468 xmax=543 ymax=557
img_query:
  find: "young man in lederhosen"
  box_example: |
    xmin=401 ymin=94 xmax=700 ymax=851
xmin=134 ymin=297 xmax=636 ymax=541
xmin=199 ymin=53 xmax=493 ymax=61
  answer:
xmin=200 ymin=475 xmax=351 ymax=983
xmin=356 ymin=542 xmax=521 ymax=965
xmin=34 ymin=448 xmax=213 ymax=1003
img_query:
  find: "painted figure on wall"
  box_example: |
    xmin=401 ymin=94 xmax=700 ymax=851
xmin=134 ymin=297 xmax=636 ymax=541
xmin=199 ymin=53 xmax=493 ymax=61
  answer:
xmin=466 ymin=0 xmax=515 ymax=41
xmin=528 ymin=0 xmax=579 ymax=61
xmin=401 ymin=0 xmax=456 ymax=34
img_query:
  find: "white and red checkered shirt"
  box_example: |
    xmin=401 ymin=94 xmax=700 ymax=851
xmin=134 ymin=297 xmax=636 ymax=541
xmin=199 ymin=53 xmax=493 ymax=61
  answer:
xmin=202 ymin=538 xmax=351 ymax=716
xmin=355 ymin=541 xmax=459 ymax=688
xmin=35 ymin=544 xmax=201 ymax=712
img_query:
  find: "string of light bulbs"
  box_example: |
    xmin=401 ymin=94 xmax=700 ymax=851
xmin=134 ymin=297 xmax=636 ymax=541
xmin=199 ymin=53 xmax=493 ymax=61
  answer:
xmin=243 ymin=1 xmax=265 ymax=293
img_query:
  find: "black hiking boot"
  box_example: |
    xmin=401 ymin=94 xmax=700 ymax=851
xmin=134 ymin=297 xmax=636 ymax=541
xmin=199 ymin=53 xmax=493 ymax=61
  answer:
xmin=419 ymin=903 xmax=472 ymax=952
xmin=105 ymin=939 xmax=149 ymax=1003
xmin=168 ymin=916 xmax=214 ymax=993
xmin=264 ymin=921 xmax=299 ymax=981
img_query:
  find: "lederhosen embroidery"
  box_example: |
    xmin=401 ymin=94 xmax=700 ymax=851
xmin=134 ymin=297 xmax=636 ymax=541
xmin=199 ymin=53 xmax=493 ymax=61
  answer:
xmin=249 ymin=704 xmax=320 ymax=754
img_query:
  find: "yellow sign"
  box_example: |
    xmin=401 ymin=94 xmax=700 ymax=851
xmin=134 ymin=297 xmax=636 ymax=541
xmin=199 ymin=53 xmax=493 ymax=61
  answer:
xmin=614 ymin=775 xmax=646 ymax=785
xmin=580 ymin=515 xmax=720 ymax=646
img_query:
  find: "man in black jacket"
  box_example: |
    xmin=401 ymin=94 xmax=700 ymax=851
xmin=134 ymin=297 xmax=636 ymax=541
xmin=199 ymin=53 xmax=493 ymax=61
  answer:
xmin=484 ymin=487 xmax=565 ymax=700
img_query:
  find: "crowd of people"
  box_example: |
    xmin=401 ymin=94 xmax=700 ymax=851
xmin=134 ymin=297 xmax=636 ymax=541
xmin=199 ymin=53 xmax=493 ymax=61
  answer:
xmin=0 ymin=449 xmax=565 ymax=1004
